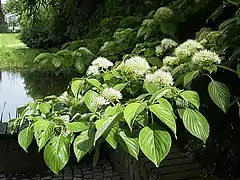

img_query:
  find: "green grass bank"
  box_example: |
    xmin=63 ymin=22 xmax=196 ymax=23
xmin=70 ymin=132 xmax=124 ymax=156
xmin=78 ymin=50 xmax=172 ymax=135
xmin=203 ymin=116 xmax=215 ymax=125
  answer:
xmin=0 ymin=33 xmax=40 ymax=71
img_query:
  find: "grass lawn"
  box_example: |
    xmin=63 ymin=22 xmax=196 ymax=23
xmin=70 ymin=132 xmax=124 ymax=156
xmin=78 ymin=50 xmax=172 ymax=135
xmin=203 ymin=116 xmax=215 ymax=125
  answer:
xmin=0 ymin=33 xmax=40 ymax=71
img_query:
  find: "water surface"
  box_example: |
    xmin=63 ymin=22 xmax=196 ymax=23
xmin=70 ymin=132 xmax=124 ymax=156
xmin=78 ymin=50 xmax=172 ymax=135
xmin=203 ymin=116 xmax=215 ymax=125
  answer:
xmin=0 ymin=72 xmax=32 ymax=122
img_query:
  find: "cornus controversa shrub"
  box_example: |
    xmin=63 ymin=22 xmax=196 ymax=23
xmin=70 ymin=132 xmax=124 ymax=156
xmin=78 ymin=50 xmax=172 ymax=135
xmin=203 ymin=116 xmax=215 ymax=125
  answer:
xmin=9 ymin=38 xmax=232 ymax=174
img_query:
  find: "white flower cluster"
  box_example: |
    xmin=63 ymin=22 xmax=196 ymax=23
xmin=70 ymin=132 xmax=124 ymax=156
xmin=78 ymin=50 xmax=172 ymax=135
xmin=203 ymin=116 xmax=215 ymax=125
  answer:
xmin=86 ymin=66 xmax=99 ymax=76
xmin=174 ymin=40 xmax=203 ymax=59
xmin=153 ymin=7 xmax=174 ymax=22
xmin=145 ymin=69 xmax=174 ymax=86
xmin=155 ymin=38 xmax=178 ymax=57
xmin=160 ymin=66 xmax=172 ymax=72
xmin=161 ymin=38 xmax=178 ymax=50
xmin=92 ymin=96 xmax=110 ymax=108
xmin=192 ymin=50 xmax=221 ymax=67
xmin=117 ymin=56 xmax=150 ymax=77
xmin=163 ymin=56 xmax=180 ymax=66
xmin=102 ymin=88 xmax=122 ymax=102
xmin=86 ymin=57 xmax=113 ymax=76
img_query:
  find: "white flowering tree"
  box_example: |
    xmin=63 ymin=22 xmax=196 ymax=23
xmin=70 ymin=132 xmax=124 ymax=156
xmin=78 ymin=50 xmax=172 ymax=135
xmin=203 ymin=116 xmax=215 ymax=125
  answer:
xmin=10 ymin=47 xmax=229 ymax=174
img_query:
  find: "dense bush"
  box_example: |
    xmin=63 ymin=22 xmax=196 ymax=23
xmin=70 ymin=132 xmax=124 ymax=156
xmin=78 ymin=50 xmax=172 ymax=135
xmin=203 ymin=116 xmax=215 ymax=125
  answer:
xmin=6 ymin=0 xmax=240 ymax=178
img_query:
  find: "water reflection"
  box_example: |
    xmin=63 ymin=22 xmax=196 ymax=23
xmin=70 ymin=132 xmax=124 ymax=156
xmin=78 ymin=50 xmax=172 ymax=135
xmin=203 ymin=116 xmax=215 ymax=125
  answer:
xmin=0 ymin=72 xmax=32 ymax=122
xmin=0 ymin=71 xmax=77 ymax=122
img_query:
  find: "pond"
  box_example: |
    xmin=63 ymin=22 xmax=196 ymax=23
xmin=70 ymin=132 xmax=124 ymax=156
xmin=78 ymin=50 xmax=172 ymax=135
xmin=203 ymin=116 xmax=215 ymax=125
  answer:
xmin=0 ymin=72 xmax=32 ymax=122
xmin=0 ymin=71 xmax=73 ymax=122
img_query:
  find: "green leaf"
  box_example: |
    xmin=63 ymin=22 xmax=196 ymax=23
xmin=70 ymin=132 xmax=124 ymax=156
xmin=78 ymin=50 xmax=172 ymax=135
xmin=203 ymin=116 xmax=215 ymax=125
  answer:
xmin=184 ymin=70 xmax=199 ymax=87
xmin=39 ymin=103 xmax=51 ymax=114
xmin=114 ymin=83 xmax=128 ymax=91
xmin=124 ymin=102 xmax=147 ymax=131
xmin=137 ymin=26 xmax=147 ymax=37
xmin=66 ymin=122 xmax=89 ymax=133
xmin=208 ymin=81 xmax=230 ymax=113
xmin=52 ymin=58 xmax=62 ymax=68
xmin=144 ymin=83 xmax=159 ymax=94
xmin=237 ymin=64 xmax=240 ymax=77
xmin=149 ymin=98 xmax=177 ymax=136
xmin=161 ymin=22 xmax=177 ymax=36
xmin=34 ymin=53 xmax=52 ymax=63
xmin=139 ymin=124 xmax=172 ymax=167
xmin=94 ymin=114 xmax=119 ymax=145
xmin=83 ymin=90 xmax=99 ymax=113
xmin=147 ymin=57 xmax=162 ymax=67
xmin=104 ymin=104 xmax=123 ymax=118
xmin=34 ymin=119 xmax=53 ymax=151
xmin=183 ymin=108 xmax=209 ymax=143
xmin=71 ymin=79 xmax=83 ymax=97
xmin=18 ymin=126 xmax=33 ymax=152
xmin=87 ymin=79 xmax=102 ymax=90
xmin=74 ymin=129 xmax=94 ymax=162
xmin=181 ymin=91 xmax=200 ymax=109
xmin=118 ymin=131 xmax=139 ymax=160
xmin=150 ymin=87 xmax=171 ymax=102
xmin=44 ymin=135 xmax=70 ymax=174
xmin=75 ymin=58 xmax=85 ymax=73
xmin=105 ymin=125 xmax=118 ymax=149
xmin=177 ymin=109 xmax=185 ymax=119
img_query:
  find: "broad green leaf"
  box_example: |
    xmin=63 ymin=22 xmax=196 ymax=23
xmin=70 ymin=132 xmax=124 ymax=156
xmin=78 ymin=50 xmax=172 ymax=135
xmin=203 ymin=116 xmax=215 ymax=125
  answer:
xmin=44 ymin=135 xmax=70 ymax=174
xmin=181 ymin=91 xmax=200 ymax=109
xmin=118 ymin=131 xmax=139 ymax=160
xmin=75 ymin=58 xmax=85 ymax=73
xmin=177 ymin=109 xmax=185 ymax=119
xmin=94 ymin=114 xmax=119 ymax=145
xmin=184 ymin=70 xmax=199 ymax=87
xmin=18 ymin=126 xmax=33 ymax=152
xmin=147 ymin=57 xmax=162 ymax=67
xmin=208 ymin=81 xmax=230 ymax=113
xmin=34 ymin=119 xmax=53 ymax=151
xmin=52 ymin=58 xmax=62 ymax=68
xmin=114 ymin=83 xmax=128 ymax=91
xmin=150 ymin=87 xmax=171 ymax=102
xmin=104 ymin=104 xmax=123 ymax=118
xmin=137 ymin=26 xmax=147 ymax=37
xmin=39 ymin=103 xmax=51 ymax=114
xmin=66 ymin=122 xmax=89 ymax=133
xmin=139 ymin=124 xmax=172 ymax=167
xmin=144 ymin=83 xmax=159 ymax=94
xmin=71 ymin=79 xmax=83 ymax=97
xmin=74 ymin=129 xmax=94 ymax=162
xmin=105 ymin=125 xmax=118 ymax=149
xmin=83 ymin=90 xmax=99 ymax=113
xmin=124 ymin=102 xmax=147 ymax=131
xmin=183 ymin=108 xmax=209 ymax=143
xmin=34 ymin=53 xmax=52 ymax=63
xmin=87 ymin=79 xmax=102 ymax=89
xmin=149 ymin=98 xmax=176 ymax=136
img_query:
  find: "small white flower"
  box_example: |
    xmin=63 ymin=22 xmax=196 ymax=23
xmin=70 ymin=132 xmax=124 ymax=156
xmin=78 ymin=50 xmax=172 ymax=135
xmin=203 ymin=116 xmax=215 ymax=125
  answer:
xmin=102 ymin=88 xmax=122 ymax=101
xmin=160 ymin=66 xmax=173 ymax=72
xmin=161 ymin=38 xmax=178 ymax=50
xmin=92 ymin=96 xmax=110 ymax=108
xmin=155 ymin=45 xmax=164 ymax=56
xmin=163 ymin=56 xmax=180 ymax=66
xmin=174 ymin=40 xmax=203 ymax=59
xmin=92 ymin=57 xmax=113 ymax=69
xmin=145 ymin=69 xmax=174 ymax=86
xmin=192 ymin=49 xmax=221 ymax=67
xmin=118 ymin=56 xmax=150 ymax=77
xmin=86 ymin=66 xmax=99 ymax=76
xmin=154 ymin=7 xmax=174 ymax=22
